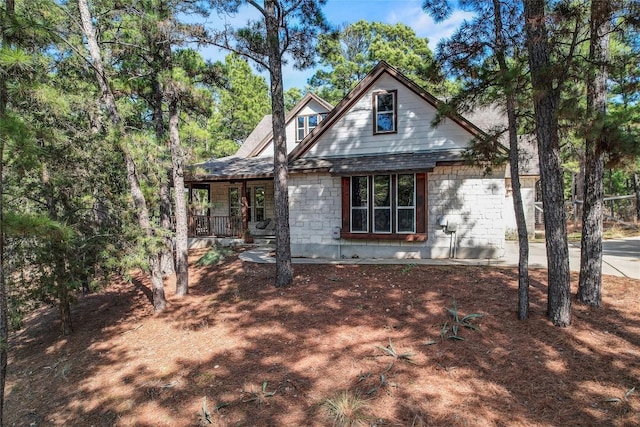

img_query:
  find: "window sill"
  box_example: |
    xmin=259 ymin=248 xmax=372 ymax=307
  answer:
xmin=340 ymin=232 xmax=427 ymax=242
xmin=373 ymin=129 xmax=398 ymax=135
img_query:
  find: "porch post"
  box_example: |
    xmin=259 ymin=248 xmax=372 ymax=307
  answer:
xmin=241 ymin=180 xmax=248 ymax=233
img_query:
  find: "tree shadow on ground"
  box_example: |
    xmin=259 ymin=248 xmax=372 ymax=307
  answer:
xmin=5 ymin=250 xmax=639 ymax=426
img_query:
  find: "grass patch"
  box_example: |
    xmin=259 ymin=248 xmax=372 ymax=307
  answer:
xmin=323 ymin=390 xmax=370 ymax=426
xmin=196 ymin=246 xmax=233 ymax=266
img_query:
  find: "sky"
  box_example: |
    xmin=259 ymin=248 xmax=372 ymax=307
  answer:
xmin=201 ymin=0 xmax=473 ymax=90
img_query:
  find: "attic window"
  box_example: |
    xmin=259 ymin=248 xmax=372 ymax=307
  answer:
xmin=373 ymin=90 xmax=397 ymax=134
xmin=296 ymin=113 xmax=327 ymax=141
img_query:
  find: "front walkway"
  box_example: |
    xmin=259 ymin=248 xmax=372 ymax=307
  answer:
xmin=239 ymin=237 xmax=640 ymax=279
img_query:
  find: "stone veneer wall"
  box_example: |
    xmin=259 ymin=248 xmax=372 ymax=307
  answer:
xmin=288 ymin=166 xmax=506 ymax=260
xmin=427 ymin=166 xmax=506 ymax=258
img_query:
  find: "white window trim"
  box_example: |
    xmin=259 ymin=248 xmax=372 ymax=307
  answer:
xmin=296 ymin=113 xmax=326 ymax=142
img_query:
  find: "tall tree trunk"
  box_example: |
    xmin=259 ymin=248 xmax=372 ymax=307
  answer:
xmin=0 ymin=0 xmax=14 ymax=422
xmin=169 ymin=98 xmax=189 ymax=296
xmin=157 ymin=0 xmax=189 ymax=296
xmin=493 ymin=0 xmax=529 ymax=320
xmin=152 ymin=73 xmax=176 ymax=278
xmin=523 ymin=0 xmax=571 ymax=326
xmin=149 ymin=254 xmax=165 ymax=309
xmin=634 ymin=173 xmax=640 ymax=221
xmin=576 ymin=149 xmax=585 ymax=224
xmin=578 ymin=0 xmax=611 ymax=307
xmin=78 ymin=0 xmax=166 ymax=311
xmin=57 ymin=259 xmax=73 ymax=336
xmin=42 ymin=162 xmax=74 ymax=334
xmin=159 ymin=179 xmax=175 ymax=276
xmin=265 ymin=0 xmax=293 ymax=287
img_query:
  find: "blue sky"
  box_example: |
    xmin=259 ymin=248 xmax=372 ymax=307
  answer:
xmin=201 ymin=0 xmax=473 ymax=89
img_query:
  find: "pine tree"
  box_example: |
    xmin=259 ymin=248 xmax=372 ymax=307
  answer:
xmin=208 ymin=53 xmax=271 ymax=156
xmin=210 ymin=0 xmax=328 ymax=287
xmin=0 ymin=1 xmax=14 ymax=419
xmin=424 ymin=0 xmax=531 ymax=319
xmin=577 ymin=0 xmax=613 ymax=307
xmin=78 ymin=0 xmax=167 ymax=311
xmin=523 ymin=0 xmax=572 ymax=326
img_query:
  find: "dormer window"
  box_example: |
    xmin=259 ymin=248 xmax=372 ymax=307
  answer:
xmin=296 ymin=113 xmax=327 ymax=141
xmin=373 ymin=90 xmax=397 ymax=134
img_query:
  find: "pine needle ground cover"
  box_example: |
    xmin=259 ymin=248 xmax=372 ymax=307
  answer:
xmin=6 ymin=250 xmax=639 ymax=426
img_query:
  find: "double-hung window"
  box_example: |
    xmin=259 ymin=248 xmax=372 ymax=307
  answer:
xmin=343 ymin=173 xmax=425 ymax=240
xmin=396 ymin=174 xmax=416 ymax=233
xmin=296 ymin=116 xmax=306 ymax=141
xmin=254 ymin=187 xmax=265 ymax=222
xmin=350 ymin=176 xmax=369 ymax=232
xmin=373 ymin=90 xmax=397 ymax=134
xmin=373 ymin=175 xmax=391 ymax=233
xmin=296 ymin=113 xmax=327 ymax=141
xmin=231 ymin=187 xmax=266 ymax=222
xmin=229 ymin=188 xmax=241 ymax=220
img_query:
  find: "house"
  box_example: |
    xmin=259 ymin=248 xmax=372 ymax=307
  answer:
xmin=185 ymin=61 xmax=538 ymax=259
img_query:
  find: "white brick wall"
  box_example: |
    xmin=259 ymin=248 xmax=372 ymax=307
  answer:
xmin=289 ymin=173 xmax=342 ymax=245
xmin=288 ymin=166 xmax=506 ymax=259
xmin=428 ymin=165 xmax=505 ymax=254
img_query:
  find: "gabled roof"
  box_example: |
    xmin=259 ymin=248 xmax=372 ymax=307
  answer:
xmin=464 ymin=105 xmax=539 ymax=176
xmin=288 ymin=61 xmax=488 ymax=161
xmin=187 ymin=61 xmax=529 ymax=182
xmin=241 ymin=92 xmax=334 ymax=158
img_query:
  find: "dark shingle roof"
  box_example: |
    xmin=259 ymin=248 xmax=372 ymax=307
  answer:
xmin=235 ymin=115 xmax=272 ymax=158
xmin=291 ymin=150 xmax=465 ymax=175
xmin=188 ymin=156 xmax=274 ymax=181
xmin=188 ymin=150 xmax=465 ymax=181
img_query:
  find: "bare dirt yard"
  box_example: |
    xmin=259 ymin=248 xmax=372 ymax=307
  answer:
xmin=6 ymin=248 xmax=640 ymax=426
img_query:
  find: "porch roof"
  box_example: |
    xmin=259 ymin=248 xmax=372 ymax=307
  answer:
xmin=187 ymin=149 xmax=465 ymax=182
xmin=188 ymin=156 xmax=275 ymax=181
xmin=290 ymin=149 xmax=465 ymax=175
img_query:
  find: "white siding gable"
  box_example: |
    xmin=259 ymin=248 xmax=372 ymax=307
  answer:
xmin=307 ymin=74 xmax=475 ymax=158
xmin=256 ymin=98 xmax=330 ymax=158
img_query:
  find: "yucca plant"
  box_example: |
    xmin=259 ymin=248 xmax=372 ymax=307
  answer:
xmin=442 ymin=299 xmax=483 ymax=341
xmin=376 ymin=339 xmax=416 ymax=364
xmin=242 ymin=381 xmax=276 ymax=406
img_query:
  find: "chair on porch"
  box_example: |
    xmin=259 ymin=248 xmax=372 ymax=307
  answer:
xmin=252 ymin=218 xmax=275 ymax=237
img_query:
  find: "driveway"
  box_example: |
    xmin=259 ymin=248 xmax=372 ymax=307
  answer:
xmin=514 ymin=236 xmax=640 ymax=279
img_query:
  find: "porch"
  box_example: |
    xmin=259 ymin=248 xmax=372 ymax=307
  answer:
xmin=187 ymin=214 xmax=275 ymax=250
xmin=186 ymin=176 xmax=276 ymax=238
xmin=187 ymin=213 xmax=276 ymax=239
xmin=188 ymin=214 xmax=243 ymax=238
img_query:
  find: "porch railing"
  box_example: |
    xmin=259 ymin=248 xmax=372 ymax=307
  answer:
xmin=188 ymin=215 xmax=243 ymax=238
